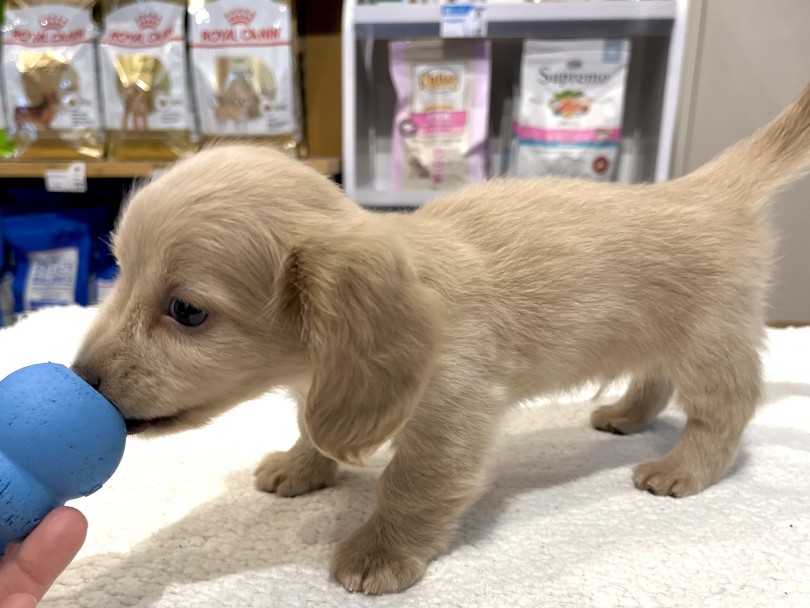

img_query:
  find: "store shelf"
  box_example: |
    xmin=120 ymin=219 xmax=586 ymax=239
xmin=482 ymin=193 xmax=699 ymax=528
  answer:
xmin=353 ymin=1 xmax=677 ymax=38
xmin=342 ymin=0 xmax=689 ymax=206
xmin=353 ymin=186 xmax=442 ymax=207
xmin=304 ymin=156 xmax=342 ymax=176
xmin=0 ymin=156 xmax=342 ymax=179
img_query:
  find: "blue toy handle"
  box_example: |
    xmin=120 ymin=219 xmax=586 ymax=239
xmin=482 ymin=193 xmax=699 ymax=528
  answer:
xmin=0 ymin=464 xmax=54 ymax=557
xmin=0 ymin=363 xmax=126 ymax=553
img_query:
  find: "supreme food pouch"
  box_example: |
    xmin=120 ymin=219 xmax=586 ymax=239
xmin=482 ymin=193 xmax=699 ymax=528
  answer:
xmin=188 ymin=0 xmax=302 ymax=155
xmin=389 ymin=39 xmax=491 ymax=191
xmin=510 ymin=39 xmax=630 ymax=181
xmin=99 ymin=0 xmax=196 ymax=160
xmin=1 ymin=0 xmax=104 ymax=159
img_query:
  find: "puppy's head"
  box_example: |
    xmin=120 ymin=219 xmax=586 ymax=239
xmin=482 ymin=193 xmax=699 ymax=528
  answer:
xmin=73 ymin=146 xmax=317 ymax=435
xmin=73 ymin=145 xmax=439 ymax=463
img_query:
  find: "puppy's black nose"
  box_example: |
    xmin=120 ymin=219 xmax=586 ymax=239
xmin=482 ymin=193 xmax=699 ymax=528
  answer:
xmin=71 ymin=363 xmax=102 ymax=391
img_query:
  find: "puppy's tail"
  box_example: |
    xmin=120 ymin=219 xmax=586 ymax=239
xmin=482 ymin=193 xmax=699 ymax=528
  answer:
xmin=682 ymin=81 xmax=810 ymax=210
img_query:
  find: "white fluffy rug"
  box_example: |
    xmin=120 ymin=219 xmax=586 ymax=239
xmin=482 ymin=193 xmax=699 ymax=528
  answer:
xmin=2 ymin=307 xmax=808 ymax=607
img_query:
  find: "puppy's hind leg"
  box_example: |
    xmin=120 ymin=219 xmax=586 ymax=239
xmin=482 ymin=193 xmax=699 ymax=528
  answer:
xmin=633 ymin=330 xmax=762 ymax=497
xmin=254 ymin=409 xmax=338 ymax=497
xmin=591 ymin=371 xmax=673 ymax=435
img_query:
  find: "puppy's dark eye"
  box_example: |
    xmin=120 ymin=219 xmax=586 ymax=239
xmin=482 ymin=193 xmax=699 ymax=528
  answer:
xmin=169 ymin=299 xmax=208 ymax=327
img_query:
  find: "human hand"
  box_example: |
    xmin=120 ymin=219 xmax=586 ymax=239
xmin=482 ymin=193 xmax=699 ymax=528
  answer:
xmin=0 ymin=507 xmax=87 ymax=608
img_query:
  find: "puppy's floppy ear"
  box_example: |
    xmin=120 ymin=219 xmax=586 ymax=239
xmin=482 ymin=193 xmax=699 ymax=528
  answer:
xmin=283 ymin=228 xmax=439 ymax=464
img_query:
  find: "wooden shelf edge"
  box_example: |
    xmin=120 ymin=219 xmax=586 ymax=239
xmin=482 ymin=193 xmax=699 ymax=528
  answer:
xmin=304 ymin=156 xmax=342 ymax=176
xmin=0 ymin=156 xmax=342 ymax=179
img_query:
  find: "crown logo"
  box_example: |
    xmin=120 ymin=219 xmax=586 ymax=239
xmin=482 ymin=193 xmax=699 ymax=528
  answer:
xmin=136 ymin=11 xmax=162 ymax=30
xmin=225 ymin=8 xmax=256 ymax=26
xmin=40 ymin=14 xmax=68 ymax=31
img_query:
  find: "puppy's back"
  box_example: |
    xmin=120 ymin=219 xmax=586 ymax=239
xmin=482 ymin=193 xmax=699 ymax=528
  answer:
xmin=412 ymin=81 xmax=810 ymax=392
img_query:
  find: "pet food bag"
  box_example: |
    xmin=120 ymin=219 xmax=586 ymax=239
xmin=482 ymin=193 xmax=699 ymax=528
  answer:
xmin=188 ymin=0 xmax=302 ymax=154
xmin=1 ymin=0 xmax=104 ymax=159
xmin=510 ymin=39 xmax=630 ymax=181
xmin=0 ymin=213 xmax=7 ymax=326
xmin=0 ymin=34 xmax=17 ymax=158
xmin=389 ymin=39 xmax=491 ymax=191
xmin=0 ymin=80 xmax=17 ymax=158
xmin=99 ymin=0 xmax=196 ymax=160
xmin=90 ymin=259 xmax=117 ymax=303
xmin=4 ymin=213 xmax=91 ymax=312
xmin=0 ymin=269 xmax=14 ymax=325
xmin=89 ymin=235 xmax=117 ymax=303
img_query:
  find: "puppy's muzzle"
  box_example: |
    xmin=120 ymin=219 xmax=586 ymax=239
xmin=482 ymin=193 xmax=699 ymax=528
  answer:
xmin=71 ymin=362 xmax=163 ymax=435
xmin=71 ymin=362 xmax=102 ymax=391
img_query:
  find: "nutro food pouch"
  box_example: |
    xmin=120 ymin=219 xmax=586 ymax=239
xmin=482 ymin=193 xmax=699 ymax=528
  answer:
xmin=188 ymin=0 xmax=302 ymax=154
xmin=389 ymin=39 xmax=491 ymax=191
xmin=99 ymin=0 xmax=196 ymax=160
xmin=510 ymin=39 xmax=630 ymax=181
xmin=1 ymin=0 xmax=104 ymax=159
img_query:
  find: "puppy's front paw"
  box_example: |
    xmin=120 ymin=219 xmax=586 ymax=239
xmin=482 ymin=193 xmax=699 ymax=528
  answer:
xmin=254 ymin=448 xmax=337 ymax=498
xmin=591 ymin=403 xmax=648 ymax=435
xmin=633 ymin=457 xmax=708 ymax=498
xmin=331 ymin=522 xmax=427 ymax=595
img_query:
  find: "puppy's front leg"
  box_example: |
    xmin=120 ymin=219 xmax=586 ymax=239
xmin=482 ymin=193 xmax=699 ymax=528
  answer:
xmin=254 ymin=435 xmax=337 ymax=497
xmin=255 ymin=408 xmax=338 ymax=497
xmin=331 ymin=407 xmax=495 ymax=594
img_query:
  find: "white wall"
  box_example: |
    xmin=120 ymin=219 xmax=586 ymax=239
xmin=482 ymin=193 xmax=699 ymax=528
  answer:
xmin=673 ymin=0 xmax=810 ymax=323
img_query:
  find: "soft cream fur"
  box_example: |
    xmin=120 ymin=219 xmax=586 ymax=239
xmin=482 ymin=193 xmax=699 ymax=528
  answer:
xmin=73 ymin=83 xmax=810 ymax=594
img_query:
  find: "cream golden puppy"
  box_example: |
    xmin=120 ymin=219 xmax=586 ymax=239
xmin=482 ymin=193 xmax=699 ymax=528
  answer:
xmin=73 ymin=83 xmax=810 ymax=594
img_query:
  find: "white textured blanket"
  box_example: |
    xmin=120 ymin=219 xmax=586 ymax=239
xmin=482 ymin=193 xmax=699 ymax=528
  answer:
xmin=1 ymin=306 xmax=808 ymax=607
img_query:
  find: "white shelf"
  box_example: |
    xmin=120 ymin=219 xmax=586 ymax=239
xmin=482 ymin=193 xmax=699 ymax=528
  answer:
xmin=342 ymin=0 xmax=689 ymax=207
xmin=354 ymin=1 xmax=676 ymax=38
xmin=353 ymin=186 xmax=443 ymax=207
xmin=356 ymin=1 xmax=677 ymax=24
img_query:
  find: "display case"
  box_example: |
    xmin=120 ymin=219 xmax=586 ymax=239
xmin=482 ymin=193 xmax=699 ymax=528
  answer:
xmin=342 ymin=0 xmax=688 ymax=206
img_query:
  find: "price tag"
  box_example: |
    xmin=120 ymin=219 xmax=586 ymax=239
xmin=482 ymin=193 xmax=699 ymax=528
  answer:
xmin=440 ymin=4 xmax=488 ymax=38
xmin=45 ymin=162 xmax=87 ymax=193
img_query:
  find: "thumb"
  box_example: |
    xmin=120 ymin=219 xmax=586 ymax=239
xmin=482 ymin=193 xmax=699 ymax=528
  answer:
xmin=0 ymin=593 xmax=37 ymax=608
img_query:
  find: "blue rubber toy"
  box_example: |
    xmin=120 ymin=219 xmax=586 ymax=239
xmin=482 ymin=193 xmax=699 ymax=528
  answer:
xmin=0 ymin=363 xmax=126 ymax=555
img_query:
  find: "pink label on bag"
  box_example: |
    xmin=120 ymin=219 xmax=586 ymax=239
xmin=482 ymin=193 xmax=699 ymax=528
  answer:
xmin=411 ymin=111 xmax=468 ymax=136
xmin=514 ymin=124 xmax=621 ymax=144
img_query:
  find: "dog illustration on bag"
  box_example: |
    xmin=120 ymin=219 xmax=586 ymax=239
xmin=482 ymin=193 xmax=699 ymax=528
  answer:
xmin=14 ymin=90 xmax=60 ymax=130
xmin=212 ymin=75 xmax=259 ymax=131
xmin=122 ymin=83 xmax=150 ymax=131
